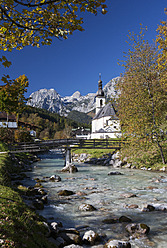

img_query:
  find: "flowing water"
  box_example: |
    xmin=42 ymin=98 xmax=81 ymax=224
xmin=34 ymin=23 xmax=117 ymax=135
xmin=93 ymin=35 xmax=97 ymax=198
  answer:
xmin=23 ymin=151 xmax=167 ymax=248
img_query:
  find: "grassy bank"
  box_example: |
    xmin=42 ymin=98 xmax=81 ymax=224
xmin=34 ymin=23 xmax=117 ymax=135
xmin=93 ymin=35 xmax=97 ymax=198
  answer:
xmin=72 ymin=138 xmax=120 ymax=159
xmin=0 ymin=144 xmax=56 ymax=248
xmin=72 ymin=148 xmax=115 ymax=159
xmin=72 ymin=139 xmax=167 ymax=170
xmin=125 ymin=141 xmax=167 ymax=170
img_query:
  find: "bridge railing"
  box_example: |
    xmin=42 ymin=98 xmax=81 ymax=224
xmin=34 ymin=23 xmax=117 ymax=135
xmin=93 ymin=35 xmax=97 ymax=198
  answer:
xmin=8 ymin=139 xmax=123 ymax=153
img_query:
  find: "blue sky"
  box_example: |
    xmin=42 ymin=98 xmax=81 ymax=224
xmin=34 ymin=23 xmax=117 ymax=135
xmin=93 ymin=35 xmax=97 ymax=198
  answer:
xmin=1 ymin=0 xmax=167 ymax=98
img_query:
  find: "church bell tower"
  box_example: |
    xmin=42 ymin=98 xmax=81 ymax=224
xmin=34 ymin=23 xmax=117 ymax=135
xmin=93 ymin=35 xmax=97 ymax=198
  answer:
xmin=95 ymin=74 xmax=105 ymax=114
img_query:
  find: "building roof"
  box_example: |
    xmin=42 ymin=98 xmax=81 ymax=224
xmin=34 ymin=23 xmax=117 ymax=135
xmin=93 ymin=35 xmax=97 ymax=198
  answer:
xmin=93 ymin=102 xmax=119 ymax=120
xmin=0 ymin=112 xmax=16 ymax=121
xmin=96 ymin=77 xmax=104 ymax=97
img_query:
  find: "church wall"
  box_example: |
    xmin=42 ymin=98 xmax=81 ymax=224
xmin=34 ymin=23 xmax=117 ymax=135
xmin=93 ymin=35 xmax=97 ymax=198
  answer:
xmin=90 ymin=132 xmax=120 ymax=139
xmin=108 ymin=119 xmax=121 ymax=132
xmin=92 ymin=117 xmax=121 ymax=133
xmin=95 ymin=96 xmax=105 ymax=114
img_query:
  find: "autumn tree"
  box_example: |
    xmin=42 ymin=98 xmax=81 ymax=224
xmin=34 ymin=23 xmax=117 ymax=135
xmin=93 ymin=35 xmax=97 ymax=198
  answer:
xmin=117 ymin=27 xmax=167 ymax=165
xmin=0 ymin=0 xmax=107 ymax=120
xmin=156 ymin=8 xmax=167 ymax=91
xmin=0 ymin=0 xmax=107 ymax=52
xmin=0 ymin=74 xmax=29 ymax=122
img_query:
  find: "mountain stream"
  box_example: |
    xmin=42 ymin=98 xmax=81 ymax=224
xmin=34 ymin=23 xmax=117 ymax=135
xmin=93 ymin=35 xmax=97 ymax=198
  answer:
xmin=23 ymin=151 xmax=167 ymax=248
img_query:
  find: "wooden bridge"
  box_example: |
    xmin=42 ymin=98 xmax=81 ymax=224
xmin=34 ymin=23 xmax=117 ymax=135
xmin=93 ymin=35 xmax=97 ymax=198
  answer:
xmin=8 ymin=139 xmax=122 ymax=154
xmin=5 ymin=139 xmax=123 ymax=167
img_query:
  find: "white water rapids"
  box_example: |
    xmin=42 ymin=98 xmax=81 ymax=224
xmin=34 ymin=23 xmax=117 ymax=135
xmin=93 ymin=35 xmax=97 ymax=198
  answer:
xmin=23 ymin=151 xmax=167 ymax=248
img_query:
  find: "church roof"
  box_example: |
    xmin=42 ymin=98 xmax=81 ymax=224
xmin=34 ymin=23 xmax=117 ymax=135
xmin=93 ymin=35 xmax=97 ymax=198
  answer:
xmin=93 ymin=102 xmax=119 ymax=120
xmin=96 ymin=76 xmax=104 ymax=97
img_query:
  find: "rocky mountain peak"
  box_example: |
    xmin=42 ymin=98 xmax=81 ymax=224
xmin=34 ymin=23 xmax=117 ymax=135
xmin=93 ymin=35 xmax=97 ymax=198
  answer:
xmin=71 ymin=91 xmax=81 ymax=99
xmin=27 ymin=76 xmax=121 ymax=116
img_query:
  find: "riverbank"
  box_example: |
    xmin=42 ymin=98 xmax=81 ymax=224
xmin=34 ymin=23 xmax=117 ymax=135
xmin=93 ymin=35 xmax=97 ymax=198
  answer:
xmin=72 ymin=147 xmax=167 ymax=171
xmin=0 ymin=150 xmax=57 ymax=248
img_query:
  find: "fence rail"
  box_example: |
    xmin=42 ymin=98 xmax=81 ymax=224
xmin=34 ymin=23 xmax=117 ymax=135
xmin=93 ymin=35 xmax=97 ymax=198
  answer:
xmin=8 ymin=139 xmax=123 ymax=153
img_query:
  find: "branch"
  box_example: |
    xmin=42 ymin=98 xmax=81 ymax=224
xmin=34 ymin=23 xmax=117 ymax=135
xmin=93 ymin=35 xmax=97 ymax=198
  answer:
xmin=0 ymin=6 xmax=47 ymax=32
xmin=13 ymin=0 xmax=60 ymax=7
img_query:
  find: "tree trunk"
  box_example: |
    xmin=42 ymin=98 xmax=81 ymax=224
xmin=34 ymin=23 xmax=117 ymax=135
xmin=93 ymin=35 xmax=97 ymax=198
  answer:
xmin=146 ymin=79 xmax=166 ymax=165
xmin=156 ymin=138 xmax=166 ymax=164
xmin=7 ymin=112 xmax=9 ymax=128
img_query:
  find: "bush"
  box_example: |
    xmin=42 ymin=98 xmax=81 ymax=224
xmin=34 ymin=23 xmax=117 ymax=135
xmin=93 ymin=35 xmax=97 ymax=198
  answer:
xmin=0 ymin=128 xmax=14 ymax=143
xmin=14 ymin=130 xmax=33 ymax=143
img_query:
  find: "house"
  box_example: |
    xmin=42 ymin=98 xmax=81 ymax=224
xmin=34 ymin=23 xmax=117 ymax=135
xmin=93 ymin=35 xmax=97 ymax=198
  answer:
xmin=72 ymin=127 xmax=91 ymax=139
xmin=0 ymin=112 xmax=18 ymax=129
xmin=90 ymin=76 xmax=121 ymax=139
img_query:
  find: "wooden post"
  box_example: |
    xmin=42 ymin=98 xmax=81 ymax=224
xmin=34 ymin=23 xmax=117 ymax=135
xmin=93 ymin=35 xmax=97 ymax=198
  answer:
xmin=65 ymin=147 xmax=72 ymax=166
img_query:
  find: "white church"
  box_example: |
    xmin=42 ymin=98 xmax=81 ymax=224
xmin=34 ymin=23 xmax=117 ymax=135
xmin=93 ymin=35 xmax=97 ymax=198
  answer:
xmin=90 ymin=76 xmax=121 ymax=139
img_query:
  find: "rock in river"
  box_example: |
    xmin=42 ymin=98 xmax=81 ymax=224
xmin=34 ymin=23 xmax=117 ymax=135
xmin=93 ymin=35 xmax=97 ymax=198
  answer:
xmin=49 ymin=175 xmax=61 ymax=182
xmin=108 ymin=171 xmax=123 ymax=175
xmin=125 ymin=223 xmax=150 ymax=238
xmin=58 ymin=190 xmax=75 ymax=196
xmin=105 ymin=239 xmax=131 ymax=248
xmin=82 ymin=230 xmax=99 ymax=245
xmin=78 ymin=203 xmax=96 ymax=211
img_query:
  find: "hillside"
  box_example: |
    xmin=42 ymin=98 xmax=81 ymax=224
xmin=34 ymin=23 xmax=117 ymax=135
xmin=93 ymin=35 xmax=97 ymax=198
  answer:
xmin=20 ymin=106 xmax=89 ymax=140
xmin=67 ymin=110 xmax=92 ymax=124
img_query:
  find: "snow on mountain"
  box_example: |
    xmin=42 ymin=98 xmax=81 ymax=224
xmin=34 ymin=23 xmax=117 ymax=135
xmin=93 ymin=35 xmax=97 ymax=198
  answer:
xmin=103 ymin=77 xmax=121 ymax=99
xmin=27 ymin=76 xmax=120 ymax=116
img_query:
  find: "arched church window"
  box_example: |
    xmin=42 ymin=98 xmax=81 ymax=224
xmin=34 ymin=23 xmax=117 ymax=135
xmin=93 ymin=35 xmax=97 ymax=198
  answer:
xmin=100 ymin=99 xmax=103 ymax=107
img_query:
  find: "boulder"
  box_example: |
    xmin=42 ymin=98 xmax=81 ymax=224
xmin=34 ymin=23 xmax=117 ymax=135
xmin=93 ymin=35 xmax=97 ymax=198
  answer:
xmin=64 ymin=245 xmax=83 ymax=248
xmin=50 ymin=222 xmax=63 ymax=233
xmin=113 ymin=159 xmax=124 ymax=168
xmin=26 ymin=188 xmax=39 ymax=196
xmin=125 ymin=204 xmax=138 ymax=209
xmin=59 ymin=232 xmax=82 ymax=245
xmin=124 ymin=163 xmax=132 ymax=168
xmin=82 ymin=230 xmax=99 ymax=245
xmin=125 ymin=223 xmax=150 ymax=238
xmin=32 ymin=199 xmax=44 ymax=210
xmin=38 ymin=188 xmax=47 ymax=196
xmin=49 ymin=175 xmax=61 ymax=182
xmin=41 ymin=195 xmax=48 ymax=204
xmin=108 ymin=171 xmax=123 ymax=175
xmin=48 ymin=237 xmax=66 ymax=247
xmin=109 ymin=159 xmax=114 ymax=166
xmin=105 ymin=239 xmax=131 ymax=248
xmin=149 ymin=203 xmax=167 ymax=211
xmin=119 ymin=216 xmax=132 ymax=223
xmin=111 ymin=151 xmax=120 ymax=160
xmin=141 ymin=204 xmax=155 ymax=212
xmin=85 ymin=158 xmax=98 ymax=164
xmin=78 ymin=203 xmax=96 ymax=211
xmin=102 ymin=218 xmax=118 ymax=224
xmin=34 ymin=182 xmax=43 ymax=188
xmin=80 ymin=153 xmax=89 ymax=161
xmin=58 ymin=190 xmax=75 ymax=196
xmin=62 ymin=164 xmax=78 ymax=173
xmin=160 ymin=166 xmax=167 ymax=172
xmin=120 ymin=193 xmax=137 ymax=198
